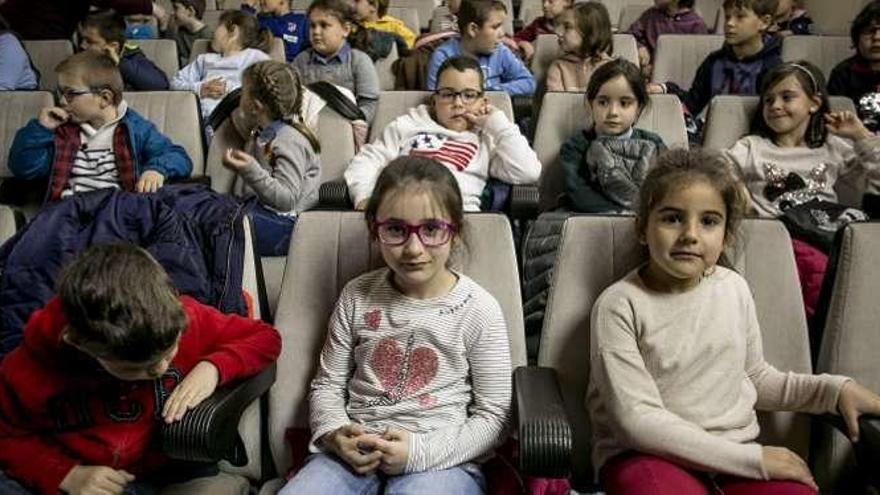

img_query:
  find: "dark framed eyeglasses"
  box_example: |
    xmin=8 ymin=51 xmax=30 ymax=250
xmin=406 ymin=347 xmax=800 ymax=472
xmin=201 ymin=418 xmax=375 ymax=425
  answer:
xmin=373 ymin=220 xmax=457 ymax=247
xmin=860 ymin=25 xmax=880 ymax=38
xmin=54 ymin=86 xmax=102 ymax=103
xmin=434 ymin=88 xmax=483 ymax=104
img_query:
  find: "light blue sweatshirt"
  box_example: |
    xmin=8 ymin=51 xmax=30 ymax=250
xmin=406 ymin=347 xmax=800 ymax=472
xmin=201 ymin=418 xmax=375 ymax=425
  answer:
xmin=426 ymin=37 xmax=536 ymax=97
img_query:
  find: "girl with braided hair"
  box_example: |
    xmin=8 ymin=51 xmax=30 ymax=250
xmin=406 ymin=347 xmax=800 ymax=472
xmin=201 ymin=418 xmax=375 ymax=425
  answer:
xmin=223 ymin=60 xmax=322 ymax=255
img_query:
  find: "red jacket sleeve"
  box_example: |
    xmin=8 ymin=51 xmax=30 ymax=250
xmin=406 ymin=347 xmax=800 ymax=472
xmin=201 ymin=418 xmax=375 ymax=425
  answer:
xmin=0 ymin=303 xmax=80 ymax=494
xmin=181 ymin=298 xmax=282 ymax=385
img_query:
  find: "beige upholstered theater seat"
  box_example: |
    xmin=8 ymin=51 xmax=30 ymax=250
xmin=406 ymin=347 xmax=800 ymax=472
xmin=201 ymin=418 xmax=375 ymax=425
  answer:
xmin=781 ymin=35 xmax=854 ymax=82
xmin=258 ymin=211 xmax=526 ymax=494
xmin=202 ymin=9 xmax=224 ymax=32
xmin=530 ymin=33 xmax=640 ymax=86
xmin=533 ymin=92 xmax=687 ymax=211
xmin=217 ymin=0 xmax=241 ymax=8
xmin=617 ymin=3 xmax=650 ymax=32
xmin=701 ymin=95 xmax=863 ymax=206
xmin=391 ymin=0 xmax=439 ymax=30
xmin=815 ymin=222 xmax=880 ymax=489
xmin=189 ymin=37 xmax=286 ymax=64
xmin=651 ymin=33 xmax=725 ymax=89
xmin=539 ymin=216 xmax=814 ymax=487
xmin=0 ymin=205 xmax=21 ymax=245
xmin=369 ymin=90 xmax=514 ymax=141
xmin=804 ymin=0 xmax=870 ymax=35
xmin=599 ymin=0 xmax=649 ymax=30
xmin=518 ymin=0 xmax=541 ymax=25
xmin=124 ymin=91 xmax=206 ymax=175
xmin=376 ymin=43 xmax=400 ymax=91
xmin=387 ymin=6 xmax=421 ymax=36
xmin=133 ymin=38 xmax=180 ymax=81
xmin=22 ymin=39 xmax=75 ymax=91
xmin=0 ymin=91 xmax=54 ymax=180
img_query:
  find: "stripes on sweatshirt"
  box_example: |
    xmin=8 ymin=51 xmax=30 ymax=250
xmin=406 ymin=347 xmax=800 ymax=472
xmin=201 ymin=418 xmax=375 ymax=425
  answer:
xmin=309 ymin=268 xmax=512 ymax=473
xmin=61 ymin=146 xmax=121 ymax=198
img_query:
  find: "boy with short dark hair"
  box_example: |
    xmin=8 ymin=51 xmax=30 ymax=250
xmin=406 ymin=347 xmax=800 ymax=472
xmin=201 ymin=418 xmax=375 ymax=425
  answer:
xmin=158 ymin=0 xmax=212 ymax=67
xmin=9 ymin=51 xmax=193 ymax=200
xmin=0 ymin=243 xmax=281 ymax=494
xmin=828 ymin=0 xmax=880 ymax=132
xmin=80 ymin=10 xmax=170 ymax=91
xmin=426 ymin=0 xmax=535 ymax=96
xmin=242 ymin=0 xmax=309 ymax=62
xmin=649 ymin=0 xmax=781 ymax=120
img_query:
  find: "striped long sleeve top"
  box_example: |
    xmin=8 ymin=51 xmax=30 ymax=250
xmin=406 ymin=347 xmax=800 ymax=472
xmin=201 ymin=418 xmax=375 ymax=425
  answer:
xmin=309 ymin=268 xmax=512 ymax=473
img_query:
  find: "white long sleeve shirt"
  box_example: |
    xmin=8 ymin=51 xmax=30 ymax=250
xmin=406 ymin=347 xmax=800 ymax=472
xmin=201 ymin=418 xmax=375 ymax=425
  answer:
xmin=588 ymin=266 xmax=849 ymax=479
xmin=344 ymin=104 xmax=541 ymax=211
xmin=309 ymin=269 xmax=512 ymax=473
xmin=171 ymin=48 xmax=270 ymax=119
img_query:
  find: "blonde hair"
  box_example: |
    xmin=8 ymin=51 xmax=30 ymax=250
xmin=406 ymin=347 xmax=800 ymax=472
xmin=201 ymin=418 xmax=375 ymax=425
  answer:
xmin=242 ymin=61 xmax=321 ymax=153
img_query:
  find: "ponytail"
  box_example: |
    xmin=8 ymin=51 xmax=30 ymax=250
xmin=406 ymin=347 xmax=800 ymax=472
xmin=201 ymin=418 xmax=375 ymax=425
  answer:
xmin=253 ymin=27 xmax=274 ymax=54
xmin=219 ymin=10 xmax=274 ymax=53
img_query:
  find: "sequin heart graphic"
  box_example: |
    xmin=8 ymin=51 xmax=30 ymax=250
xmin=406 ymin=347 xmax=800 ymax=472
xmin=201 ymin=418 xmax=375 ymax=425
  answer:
xmin=364 ymin=309 xmax=381 ymax=330
xmin=370 ymin=338 xmax=438 ymax=400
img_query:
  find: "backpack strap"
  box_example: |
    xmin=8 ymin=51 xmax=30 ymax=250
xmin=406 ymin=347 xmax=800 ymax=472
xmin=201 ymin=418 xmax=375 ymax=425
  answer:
xmin=207 ymin=87 xmax=242 ymax=130
xmin=306 ymin=81 xmax=366 ymax=122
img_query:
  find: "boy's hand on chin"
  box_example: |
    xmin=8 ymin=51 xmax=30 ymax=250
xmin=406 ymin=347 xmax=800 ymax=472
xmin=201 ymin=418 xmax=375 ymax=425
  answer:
xmin=38 ymin=107 xmax=69 ymax=130
xmin=463 ymin=103 xmax=493 ymax=130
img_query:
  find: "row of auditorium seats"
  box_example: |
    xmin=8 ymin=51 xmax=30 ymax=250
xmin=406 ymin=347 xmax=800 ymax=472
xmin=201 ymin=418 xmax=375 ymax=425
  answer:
xmin=18 ymin=31 xmax=856 ymax=99
xmin=3 ymin=206 xmax=875 ymax=494
xmin=0 ymin=89 xmax=860 ymax=219
xmin=0 ymin=90 xmax=864 ymax=349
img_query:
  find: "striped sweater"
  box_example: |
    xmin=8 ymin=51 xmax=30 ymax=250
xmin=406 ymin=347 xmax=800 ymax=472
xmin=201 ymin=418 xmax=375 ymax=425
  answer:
xmin=61 ymin=103 xmax=130 ymax=198
xmin=309 ymin=268 xmax=512 ymax=473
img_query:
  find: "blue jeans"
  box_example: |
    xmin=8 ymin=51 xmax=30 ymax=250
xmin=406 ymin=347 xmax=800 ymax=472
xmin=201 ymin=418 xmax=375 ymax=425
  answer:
xmin=278 ymin=453 xmax=486 ymax=495
xmin=248 ymin=202 xmax=297 ymax=257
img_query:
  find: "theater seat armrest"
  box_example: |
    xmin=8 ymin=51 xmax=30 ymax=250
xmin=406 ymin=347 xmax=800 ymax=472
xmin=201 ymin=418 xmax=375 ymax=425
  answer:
xmin=318 ymin=179 xmax=353 ymax=209
xmin=857 ymin=416 xmax=880 ymax=487
xmin=514 ymin=366 xmax=572 ymax=478
xmin=816 ymin=414 xmax=880 ymax=487
xmin=163 ymin=363 xmax=276 ymax=466
xmin=510 ymin=184 xmax=539 ymax=220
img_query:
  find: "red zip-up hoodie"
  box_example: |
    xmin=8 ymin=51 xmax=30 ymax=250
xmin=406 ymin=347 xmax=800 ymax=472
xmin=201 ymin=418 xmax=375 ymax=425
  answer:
xmin=0 ymin=296 xmax=282 ymax=494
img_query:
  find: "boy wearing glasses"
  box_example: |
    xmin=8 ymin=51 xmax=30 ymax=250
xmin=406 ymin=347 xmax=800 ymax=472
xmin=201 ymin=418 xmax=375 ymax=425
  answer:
xmin=344 ymin=55 xmax=540 ymax=211
xmin=8 ymin=51 xmax=192 ymax=199
xmin=828 ymin=0 xmax=880 ymax=133
xmin=425 ymin=0 xmax=535 ymax=96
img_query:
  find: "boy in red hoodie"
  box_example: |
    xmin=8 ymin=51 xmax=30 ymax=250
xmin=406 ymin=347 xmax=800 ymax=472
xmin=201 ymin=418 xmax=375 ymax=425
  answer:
xmin=0 ymin=244 xmax=282 ymax=495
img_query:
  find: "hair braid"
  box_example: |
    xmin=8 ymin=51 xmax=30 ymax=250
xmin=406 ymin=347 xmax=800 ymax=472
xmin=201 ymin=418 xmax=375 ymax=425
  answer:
xmin=243 ymin=61 xmax=321 ymax=153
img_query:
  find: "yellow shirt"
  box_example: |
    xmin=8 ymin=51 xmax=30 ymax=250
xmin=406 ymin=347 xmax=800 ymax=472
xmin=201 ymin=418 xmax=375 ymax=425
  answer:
xmin=364 ymin=15 xmax=416 ymax=49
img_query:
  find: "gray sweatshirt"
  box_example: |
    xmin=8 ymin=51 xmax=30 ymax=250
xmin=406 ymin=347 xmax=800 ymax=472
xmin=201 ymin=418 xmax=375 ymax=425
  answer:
xmin=234 ymin=123 xmax=320 ymax=215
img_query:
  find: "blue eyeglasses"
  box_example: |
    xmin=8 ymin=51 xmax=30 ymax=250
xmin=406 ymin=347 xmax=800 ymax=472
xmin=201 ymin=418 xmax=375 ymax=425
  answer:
xmin=373 ymin=220 xmax=457 ymax=246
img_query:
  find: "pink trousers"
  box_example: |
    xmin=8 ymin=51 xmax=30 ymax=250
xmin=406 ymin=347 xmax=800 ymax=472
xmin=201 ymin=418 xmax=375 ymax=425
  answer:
xmin=601 ymin=453 xmax=817 ymax=495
